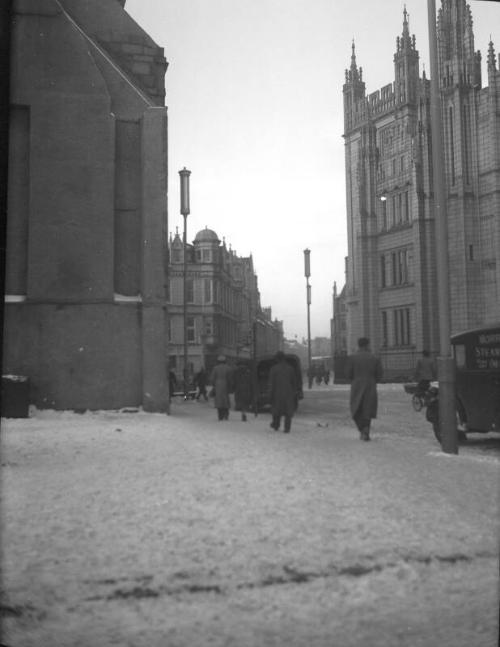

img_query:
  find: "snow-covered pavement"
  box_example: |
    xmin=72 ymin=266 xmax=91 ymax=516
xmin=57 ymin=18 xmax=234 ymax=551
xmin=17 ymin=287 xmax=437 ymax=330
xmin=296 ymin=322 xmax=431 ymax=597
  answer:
xmin=1 ymin=393 xmax=498 ymax=646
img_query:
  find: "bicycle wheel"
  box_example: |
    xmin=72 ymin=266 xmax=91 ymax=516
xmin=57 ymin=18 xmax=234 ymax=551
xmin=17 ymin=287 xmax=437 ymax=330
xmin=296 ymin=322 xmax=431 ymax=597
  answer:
xmin=412 ymin=394 xmax=423 ymax=411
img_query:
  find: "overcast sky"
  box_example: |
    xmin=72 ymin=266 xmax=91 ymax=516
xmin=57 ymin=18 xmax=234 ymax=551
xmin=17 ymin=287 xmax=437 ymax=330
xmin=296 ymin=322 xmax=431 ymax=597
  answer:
xmin=125 ymin=0 xmax=498 ymax=341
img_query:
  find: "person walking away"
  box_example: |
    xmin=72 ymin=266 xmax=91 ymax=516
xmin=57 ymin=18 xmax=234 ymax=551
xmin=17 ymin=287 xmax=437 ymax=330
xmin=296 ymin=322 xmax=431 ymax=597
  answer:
xmin=268 ymin=351 xmax=297 ymax=433
xmin=414 ymin=350 xmax=435 ymax=396
xmin=194 ymin=367 xmax=208 ymax=401
xmin=209 ymin=355 xmax=232 ymax=421
xmin=233 ymin=361 xmax=253 ymax=421
xmin=345 ymin=337 xmax=383 ymax=441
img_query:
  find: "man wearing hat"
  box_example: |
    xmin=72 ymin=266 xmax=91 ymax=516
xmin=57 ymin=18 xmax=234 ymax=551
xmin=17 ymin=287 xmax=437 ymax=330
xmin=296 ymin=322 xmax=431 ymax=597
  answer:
xmin=268 ymin=351 xmax=297 ymax=433
xmin=209 ymin=355 xmax=233 ymax=421
xmin=345 ymin=337 xmax=383 ymax=441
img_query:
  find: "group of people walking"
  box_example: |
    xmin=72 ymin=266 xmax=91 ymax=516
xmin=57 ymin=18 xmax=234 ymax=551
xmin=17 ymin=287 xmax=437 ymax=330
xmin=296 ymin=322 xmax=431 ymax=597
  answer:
xmin=171 ymin=337 xmax=390 ymax=441
xmin=206 ymin=351 xmax=296 ymax=430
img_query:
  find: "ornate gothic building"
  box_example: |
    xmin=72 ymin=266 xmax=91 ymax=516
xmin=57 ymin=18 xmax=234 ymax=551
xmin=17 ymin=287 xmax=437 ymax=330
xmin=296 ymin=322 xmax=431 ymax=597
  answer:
xmin=342 ymin=1 xmax=500 ymax=377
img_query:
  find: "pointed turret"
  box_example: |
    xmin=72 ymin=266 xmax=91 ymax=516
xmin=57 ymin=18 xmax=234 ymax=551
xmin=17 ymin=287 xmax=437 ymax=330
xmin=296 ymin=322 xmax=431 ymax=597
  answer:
xmin=394 ymin=6 xmax=419 ymax=104
xmin=343 ymin=40 xmax=366 ymax=133
xmin=437 ymin=0 xmax=481 ymax=89
xmin=487 ymin=40 xmax=497 ymax=73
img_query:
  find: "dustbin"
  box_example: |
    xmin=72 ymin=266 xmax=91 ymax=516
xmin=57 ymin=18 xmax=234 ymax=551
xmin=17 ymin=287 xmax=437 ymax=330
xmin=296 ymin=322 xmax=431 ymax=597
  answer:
xmin=1 ymin=375 xmax=30 ymax=418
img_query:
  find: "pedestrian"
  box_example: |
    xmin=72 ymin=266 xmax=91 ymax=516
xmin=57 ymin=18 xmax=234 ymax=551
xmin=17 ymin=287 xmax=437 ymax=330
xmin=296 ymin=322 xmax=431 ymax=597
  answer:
xmin=194 ymin=367 xmax=208 ymax=401
xmin=233 ymin=361 xmax=253 ymax=421
xmin=414 ymin=350 xmax=435 ymax=396
xmin=168 ymin=370 xmax=177 ymax=400
xmin=324 ymin=369 xmax=330 ymax=385
xmin=209 ymin=355 xmax=232 ymax=421
xmin=345 ymin=337 xmax=383 ymax=441
xmin=268 ymin=351 xmax=297 ymax=433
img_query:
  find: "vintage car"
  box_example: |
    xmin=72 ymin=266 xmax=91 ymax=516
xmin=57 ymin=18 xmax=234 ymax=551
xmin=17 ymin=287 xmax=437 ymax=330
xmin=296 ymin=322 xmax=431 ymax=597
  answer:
xmin=451 ymin=324 xmax=500 ymax=434
xmin=252 ymin=353 xmax=304 ymax=412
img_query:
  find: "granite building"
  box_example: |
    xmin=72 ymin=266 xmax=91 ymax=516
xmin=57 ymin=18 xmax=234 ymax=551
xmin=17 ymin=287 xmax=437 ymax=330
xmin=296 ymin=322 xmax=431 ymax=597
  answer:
xmin=3 ymin=0 xmax=170 ymax=410
xmin=168 ymin=228 xmax=283 ymax=382
xmin=343 ymin=1 xmax=500 ymax=377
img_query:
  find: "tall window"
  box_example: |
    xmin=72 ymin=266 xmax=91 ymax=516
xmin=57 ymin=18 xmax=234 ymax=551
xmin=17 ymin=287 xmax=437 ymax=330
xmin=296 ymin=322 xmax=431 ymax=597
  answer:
xmin=391 ymin=252 xmax=397 ymax=285
xmin=380 ymin=255 xmax=387 ymax=288
xmin=382 ymin=199 xmax=387 ymax=230
xmin=203 ymin=278 xmax=212 ymax=304
xmin=393 ymin=308 xmax=411 ymax=346
xmin=398 ymin=193 xmax=402 ymax=223
xmin=392 ymin=195 xmax=397 ymax=227
xmin=390 ymin=249 xmax=409 ymax=285
xmin=449 ymin=106 xmax=456 ymax=186
xmin=186 ymin=278 xmax=194 ymax=303
xmin=462 ymin=103 xmax=470 ymax=185
xmin=187 ymin=316 xmax=196 ymax=343
xmin=381 ymin=311 xmax=388 ymax=347
xmin=404 ymin=191 xmax=409 ymax=221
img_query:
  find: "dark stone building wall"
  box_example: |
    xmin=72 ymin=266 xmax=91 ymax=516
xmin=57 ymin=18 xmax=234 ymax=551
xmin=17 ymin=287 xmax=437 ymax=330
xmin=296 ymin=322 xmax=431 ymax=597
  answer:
xmin=4 ymin=0 xmax=169 ymax=411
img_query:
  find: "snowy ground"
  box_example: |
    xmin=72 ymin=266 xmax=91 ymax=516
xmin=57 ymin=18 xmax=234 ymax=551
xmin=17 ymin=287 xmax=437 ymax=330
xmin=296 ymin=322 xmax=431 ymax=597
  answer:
xmin=1 ymin=387 xmax=498 ymax=647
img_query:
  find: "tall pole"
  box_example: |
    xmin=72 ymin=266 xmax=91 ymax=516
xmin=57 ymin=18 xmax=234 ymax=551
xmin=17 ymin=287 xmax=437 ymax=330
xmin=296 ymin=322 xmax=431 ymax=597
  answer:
xmin=304 ymin=249 xmax=312 ymax=380
xmin=427 ymin=0 xmax=457 ymax=453
xmin=179 ymin=168 xmax=191 ymax=400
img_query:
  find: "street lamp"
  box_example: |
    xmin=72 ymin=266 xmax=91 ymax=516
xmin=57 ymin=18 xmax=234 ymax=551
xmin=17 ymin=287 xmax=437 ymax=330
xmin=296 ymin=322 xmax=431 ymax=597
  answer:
xmin=179 ymin=167 xmax=191 ymax=400
xmin=427 ymin=0 xmax=457 ymax=453
xmin=303 ymin=249 xmax=312 ymax=384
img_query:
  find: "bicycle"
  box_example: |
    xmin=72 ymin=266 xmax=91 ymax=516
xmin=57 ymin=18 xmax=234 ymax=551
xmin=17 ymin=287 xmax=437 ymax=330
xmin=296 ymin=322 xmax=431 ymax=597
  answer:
xmin=412 ymin=391 xmax=425 ymax=411
xmin=404 ymin=382 xmax=431 ymax=412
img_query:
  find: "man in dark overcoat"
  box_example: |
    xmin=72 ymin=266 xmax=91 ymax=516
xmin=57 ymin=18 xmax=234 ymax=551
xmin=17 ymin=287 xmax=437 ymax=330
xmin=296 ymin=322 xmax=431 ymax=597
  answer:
xmin=194 ymin=367 xmax=208 ymax=401
xmin=209 ymin=355 xmax=233 ymax=421
xmin=268 ymin=351 xmax=297 ymax=433
xmin=345 ymin=337 xmax=383 ymax=441
xmin=233 ymin=361 xmax=253 ymax=421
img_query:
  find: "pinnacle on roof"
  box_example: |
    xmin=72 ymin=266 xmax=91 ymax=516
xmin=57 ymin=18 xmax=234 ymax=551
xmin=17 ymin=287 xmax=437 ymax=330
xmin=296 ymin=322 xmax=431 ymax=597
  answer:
xmin=488 ymin=39 xmax=497 ymax=71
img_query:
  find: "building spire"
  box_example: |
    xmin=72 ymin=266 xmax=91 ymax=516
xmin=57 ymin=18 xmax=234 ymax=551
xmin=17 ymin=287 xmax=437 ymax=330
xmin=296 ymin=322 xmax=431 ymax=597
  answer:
xmin=488 ymin=39 xmax=497 ymax=72
xmin=399 ymin=4 xmax=413 ymax=51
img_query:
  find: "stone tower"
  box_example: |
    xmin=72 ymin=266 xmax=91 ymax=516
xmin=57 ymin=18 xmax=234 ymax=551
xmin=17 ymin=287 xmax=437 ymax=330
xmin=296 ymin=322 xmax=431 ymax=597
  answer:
xmin=342 ymin=1 xmax=500 ymax=378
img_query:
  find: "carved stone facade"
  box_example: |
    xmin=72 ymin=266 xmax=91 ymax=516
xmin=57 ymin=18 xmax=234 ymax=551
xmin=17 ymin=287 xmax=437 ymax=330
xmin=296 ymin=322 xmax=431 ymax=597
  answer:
xmin=343 ymin=2 xmax=500 ymax=377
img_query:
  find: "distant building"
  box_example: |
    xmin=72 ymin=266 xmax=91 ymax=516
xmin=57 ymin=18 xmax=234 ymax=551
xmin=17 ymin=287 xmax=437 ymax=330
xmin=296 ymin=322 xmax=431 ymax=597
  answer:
xmin=342 ymin=2 xmax=500 ymax=378
xmin=168 ymin=227 xmax=283 ymax=381
xmin=3 ymin=0 xmax=169 ymax=410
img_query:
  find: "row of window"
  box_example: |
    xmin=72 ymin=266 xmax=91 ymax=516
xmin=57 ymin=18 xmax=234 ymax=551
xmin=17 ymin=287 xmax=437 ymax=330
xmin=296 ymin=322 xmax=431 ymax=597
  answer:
xmin=381 ymin=307 xmax=412 ymax=347
xmin=168 ymin=278 xmax=251 ymax=317
xmin=168 ymin=315 xmax=240 ymax=347
xmin=380 ymin=190 xmax=410 ymax=230
xmin=380 ymin=248 xmax=412 ymax=287
xmin=171 ymin=248 xmax=214 ymax=264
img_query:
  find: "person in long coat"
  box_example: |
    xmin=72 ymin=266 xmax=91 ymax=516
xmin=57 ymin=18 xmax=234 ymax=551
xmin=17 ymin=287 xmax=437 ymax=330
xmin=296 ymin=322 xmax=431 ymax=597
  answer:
xmin=209 ymin=355 xmax=232 ymax=421
xmin=268 ymin=351 xmax=297 ymax=433
xmin=345 ymin=337 xmax=383 ymax=441
xmin=233 ymin=361 xmax=253 ymax=421
xmin=194 ymin=367 xmax=208 ymax=401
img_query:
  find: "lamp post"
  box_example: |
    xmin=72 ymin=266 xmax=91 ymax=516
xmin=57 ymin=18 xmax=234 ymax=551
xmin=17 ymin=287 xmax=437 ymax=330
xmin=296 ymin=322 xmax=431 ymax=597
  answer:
xmin=179 ymin=167 xmax=191 ymax=400
xmin=303 ymin=249 xmax=312 ymax=382
xmin=427 ymin=0 xmax=457 ymax=453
